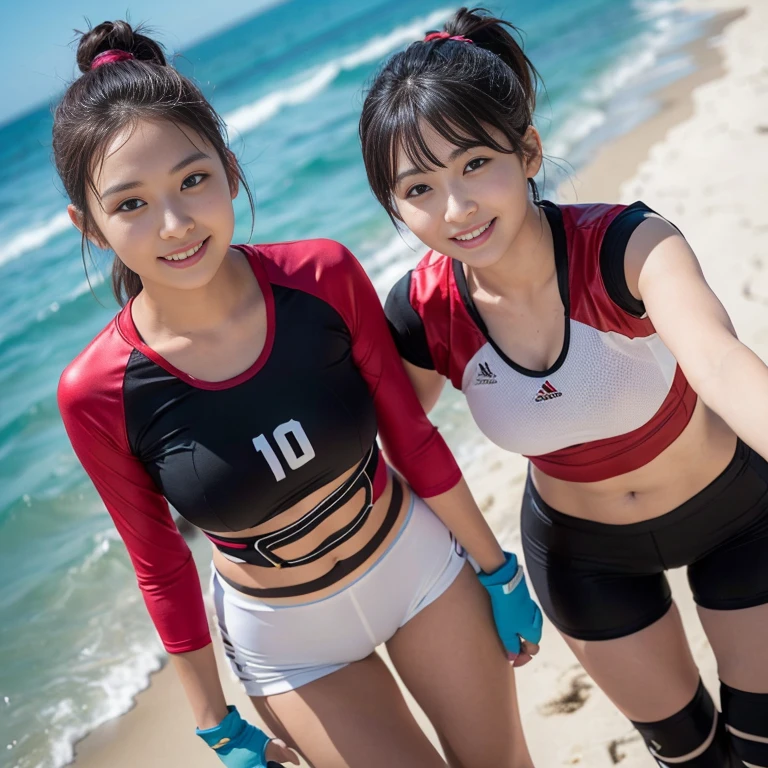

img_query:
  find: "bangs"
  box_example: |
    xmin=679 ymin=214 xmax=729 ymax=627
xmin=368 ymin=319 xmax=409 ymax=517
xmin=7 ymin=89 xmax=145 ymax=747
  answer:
xmin=362 ymin=75 xmax=526 ymax=222
xmin=391 ymin=99 xmax=514 ymax=181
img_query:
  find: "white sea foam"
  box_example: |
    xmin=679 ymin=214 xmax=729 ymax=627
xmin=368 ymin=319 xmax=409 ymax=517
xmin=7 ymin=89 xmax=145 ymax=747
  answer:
xmin=223 ymin=7 xmax=454 ymax=135
xmin=365 ymin=230 xmax=426 ymax=299
xmin=546 ymin=0 xmax=686 ymax=163
xmin=0 ymin=212 xmax=73 ymax=268
xmin=44 ymin=643 xmax=163 ymax=768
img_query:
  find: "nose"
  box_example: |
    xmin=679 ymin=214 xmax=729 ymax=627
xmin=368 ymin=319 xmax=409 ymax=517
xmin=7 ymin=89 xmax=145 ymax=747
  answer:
xmin=159 ymin=199 xmax=195 ymax=240
xmin=443 ymin=184 xmax=477 ymax=225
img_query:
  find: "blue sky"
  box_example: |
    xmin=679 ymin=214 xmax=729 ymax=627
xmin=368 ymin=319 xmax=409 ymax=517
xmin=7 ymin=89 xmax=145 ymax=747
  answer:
xmin=1 ymin=0 xmax=286 ymax=125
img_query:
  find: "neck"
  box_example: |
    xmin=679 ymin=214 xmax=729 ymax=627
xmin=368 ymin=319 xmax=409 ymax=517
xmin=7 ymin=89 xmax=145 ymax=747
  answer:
xmin=468 ymin=201 xmax=555 ymax=301
xmin=134 ymin=247 xmax=256 ymax=336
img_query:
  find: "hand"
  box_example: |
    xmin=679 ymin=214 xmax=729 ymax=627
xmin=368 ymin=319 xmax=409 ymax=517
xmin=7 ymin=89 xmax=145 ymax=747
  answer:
xmin=511 ymin=638 xmax=540 ymax=667
xmin=477 ymin=551 xmax=543 ymax=661
xmin=196 ymin=706 xmax=300 ymax=767
xmin=266 ymin=739 xmax=301 ymax=766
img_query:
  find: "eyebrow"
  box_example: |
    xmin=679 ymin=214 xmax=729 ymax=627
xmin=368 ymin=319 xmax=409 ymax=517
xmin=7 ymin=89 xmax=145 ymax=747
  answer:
xmin=99 ymin=150 xmax=212 ymax=199
xmin=395 ymin=146 xmax=474 ymax=186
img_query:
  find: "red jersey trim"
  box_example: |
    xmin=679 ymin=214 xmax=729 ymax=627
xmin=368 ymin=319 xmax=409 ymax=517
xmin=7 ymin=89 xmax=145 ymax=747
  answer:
xmin=527 ymin=365 xmax=698 ymax=482
xmin=115 ymin=248 xmax=276 ymax=391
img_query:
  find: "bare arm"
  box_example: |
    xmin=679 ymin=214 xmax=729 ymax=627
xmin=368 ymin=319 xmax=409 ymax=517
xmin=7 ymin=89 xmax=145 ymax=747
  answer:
xmin=629 ymin=216 xmax=768 ymax=457
xmin=402 ymin=360 xmax=446 ymax=413
xmin=170 ymin=645 xmax=229 ymax=729
xmin=401 ymin=361 xmax=505 ymax=573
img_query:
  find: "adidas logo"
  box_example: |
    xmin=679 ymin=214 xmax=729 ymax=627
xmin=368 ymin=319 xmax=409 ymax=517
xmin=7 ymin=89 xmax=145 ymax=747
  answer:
xmin=475 ymin=362 xmax=497 ymax=385
xmin=535 ymin=380 xmax=562 ymax=402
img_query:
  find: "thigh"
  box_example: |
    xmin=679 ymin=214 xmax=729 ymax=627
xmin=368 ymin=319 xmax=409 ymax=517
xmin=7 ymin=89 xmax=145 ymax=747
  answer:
xmin=386 ymin=563 xmax=534 ymax=768
xmin=521 ymin=482 xmax=673 ymax=641
xmin=698 ymin=602 xmax=768 ymax=692
xmin=690 ymin=484 xmax=768 ymax=691
xmin=562 ymin=602 xmax=701 ymax=722
xmin=250 ymin=653 xmax=445 ymax=768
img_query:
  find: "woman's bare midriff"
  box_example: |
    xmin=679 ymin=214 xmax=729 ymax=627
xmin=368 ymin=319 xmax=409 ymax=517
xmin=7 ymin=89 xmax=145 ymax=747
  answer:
xmin=211 ymin=466 xmax=411 ymax=606
xmin=532 ymin=396 xmax=739 ymax=524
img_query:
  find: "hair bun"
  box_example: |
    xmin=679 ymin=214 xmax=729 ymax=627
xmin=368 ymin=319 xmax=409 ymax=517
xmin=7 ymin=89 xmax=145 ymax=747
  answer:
xmin=76 ymin=20 xmax=166 ymax=73
xmin=443 ymin=6 xmax=537 ymax=112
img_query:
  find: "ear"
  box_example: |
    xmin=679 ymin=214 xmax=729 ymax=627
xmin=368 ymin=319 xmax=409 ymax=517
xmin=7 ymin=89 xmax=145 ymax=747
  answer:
xmin=521 ymin=125 xmax=543 ymax=179
xmin=67 ymin=204 xmax=109 ymax=250
xmin=225 ymin=150 xmax=240 ymax=200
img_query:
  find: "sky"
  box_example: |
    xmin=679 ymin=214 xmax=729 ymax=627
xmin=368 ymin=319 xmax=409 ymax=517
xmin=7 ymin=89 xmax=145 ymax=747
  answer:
xmin=0 ymin=0 xmax=287 ymax=126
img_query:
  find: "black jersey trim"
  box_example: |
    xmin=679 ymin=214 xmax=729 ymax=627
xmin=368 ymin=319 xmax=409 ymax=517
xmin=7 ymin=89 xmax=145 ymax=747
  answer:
xmin=384 ymin=271 xmax=436 ymax=370
xmin=216 ymin=476 xmax=404 ymax=599
xmin=452 ymin=201 xmax=571 ymax=379
xmin=599 ymin=201 xmax=672 ymax=318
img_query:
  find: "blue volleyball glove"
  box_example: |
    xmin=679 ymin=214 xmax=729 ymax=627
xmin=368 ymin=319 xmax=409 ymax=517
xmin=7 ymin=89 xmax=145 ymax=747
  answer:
xmin=196 ymin=706 xmax=282 ymax=768
xmin=478 ymin=551 xmax=543 ymax=656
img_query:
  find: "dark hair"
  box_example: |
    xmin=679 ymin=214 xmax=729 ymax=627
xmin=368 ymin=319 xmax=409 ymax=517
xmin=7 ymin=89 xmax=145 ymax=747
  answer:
xmin=53 ymin=20 xmax=254 ymax=305
xmin=359 ymin=7 xmax=541 ymax=223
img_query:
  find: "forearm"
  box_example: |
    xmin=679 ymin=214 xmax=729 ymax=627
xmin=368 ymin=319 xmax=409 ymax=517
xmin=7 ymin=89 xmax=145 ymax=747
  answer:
xmin=169 ymin=643 xmax=229 ymax=730
xmin=422 ymin=477 xmax=506 ymax=573
xmin=695 ymin=341 xmax=768 ymax=458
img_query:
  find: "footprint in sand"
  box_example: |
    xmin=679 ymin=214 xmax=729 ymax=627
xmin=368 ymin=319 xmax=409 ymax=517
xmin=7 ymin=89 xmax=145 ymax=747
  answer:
xmin=607 ymin=733 xmax=643 ymax=765
xmin=538 ymin=666 xmax=593 ymax=716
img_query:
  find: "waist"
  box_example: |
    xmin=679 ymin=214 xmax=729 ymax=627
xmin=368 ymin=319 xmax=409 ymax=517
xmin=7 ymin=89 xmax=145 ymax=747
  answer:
xmin=532 ymin=397 xmax=739 ymax=524
xmin=212 ymin=469 xmax=411 ymax=605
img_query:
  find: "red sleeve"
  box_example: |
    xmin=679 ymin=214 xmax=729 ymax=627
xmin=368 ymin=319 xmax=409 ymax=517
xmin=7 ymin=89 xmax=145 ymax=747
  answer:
xmin=57 ymin=321 xmax=211 ymax=654
xmin=260 ymin=239 xmax=463 ymax=498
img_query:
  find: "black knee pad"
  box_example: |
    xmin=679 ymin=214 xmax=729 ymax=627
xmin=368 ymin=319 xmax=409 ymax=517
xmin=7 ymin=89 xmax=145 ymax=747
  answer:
xmin=631 ymin=680 xmax=731 ymax=766
xmin=721 ymin=682 xmax=768 ymax=767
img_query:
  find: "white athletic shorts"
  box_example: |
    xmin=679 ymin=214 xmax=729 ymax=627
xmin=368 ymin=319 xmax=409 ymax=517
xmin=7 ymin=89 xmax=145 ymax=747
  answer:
xmin=211 ymin=491 xmax=467 ymax=696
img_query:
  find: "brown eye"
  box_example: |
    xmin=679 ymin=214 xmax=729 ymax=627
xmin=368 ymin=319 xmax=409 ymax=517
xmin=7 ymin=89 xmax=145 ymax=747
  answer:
xmin=406 ymin=184 xmax=431 ymax=198
xmin=465 ymin=158 xmax=488 ymax=173
xmin=117 ymin=198 xmax=145 ymax=213
xmin=181 ymin=173 xmax=207 ymax=189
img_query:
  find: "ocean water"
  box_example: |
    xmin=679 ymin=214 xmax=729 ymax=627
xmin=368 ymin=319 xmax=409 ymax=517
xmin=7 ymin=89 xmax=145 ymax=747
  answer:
xmin=0 ymin=1 xmax=712 ymax=765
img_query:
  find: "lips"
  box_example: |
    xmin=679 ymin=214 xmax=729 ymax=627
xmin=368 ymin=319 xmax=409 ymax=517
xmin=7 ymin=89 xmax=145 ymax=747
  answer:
xmin=450 ymin=218 xmax=496 ymax=250
xmin=160 ymin=238 xmax=207 ymax=261
xmin=452 ymin=220 xmax=493 ymax=241
xmin=158 ymin=237 xmax=209 ymax=269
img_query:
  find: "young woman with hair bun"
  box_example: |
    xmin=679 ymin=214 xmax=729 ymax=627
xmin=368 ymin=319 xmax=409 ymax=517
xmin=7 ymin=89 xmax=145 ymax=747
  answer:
xmin=361 ymin=7 xmax=768 ymax=766
xmin=54 ymin=19 xmax=542 ymax=768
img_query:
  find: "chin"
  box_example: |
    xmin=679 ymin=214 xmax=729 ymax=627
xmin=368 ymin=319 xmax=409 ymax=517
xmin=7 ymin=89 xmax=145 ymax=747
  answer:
xmin=447 ymin=247 xmax=507 ymax=270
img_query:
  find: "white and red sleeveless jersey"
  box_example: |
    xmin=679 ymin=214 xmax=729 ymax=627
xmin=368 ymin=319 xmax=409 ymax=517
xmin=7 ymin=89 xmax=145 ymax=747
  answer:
xmin=385 ymin=201 xmax=698 ymax=482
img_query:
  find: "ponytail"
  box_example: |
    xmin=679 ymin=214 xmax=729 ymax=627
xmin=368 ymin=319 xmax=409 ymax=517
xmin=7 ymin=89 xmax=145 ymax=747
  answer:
xmin=442 ymin=7 xmax=538 ymax=114
xmin=53 ymin=20 xmax=254 ymax=306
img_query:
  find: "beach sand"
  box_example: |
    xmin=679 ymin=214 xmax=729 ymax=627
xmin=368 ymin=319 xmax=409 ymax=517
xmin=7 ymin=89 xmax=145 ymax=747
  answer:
xmin=73 ymin=0 xmax=768 ymax=765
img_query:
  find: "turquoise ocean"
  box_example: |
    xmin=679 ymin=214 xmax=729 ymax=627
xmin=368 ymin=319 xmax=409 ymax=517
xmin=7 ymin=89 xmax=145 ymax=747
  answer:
xmin=0 ymin=1 xmax=713 ymax=765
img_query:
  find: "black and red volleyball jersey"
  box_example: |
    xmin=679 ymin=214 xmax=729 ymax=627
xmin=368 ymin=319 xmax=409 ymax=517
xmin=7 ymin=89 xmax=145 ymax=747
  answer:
xmin=58 ymin=239 xmax=461 ymax=653
xmin=385 ymin=201 xmax=698 ymax=483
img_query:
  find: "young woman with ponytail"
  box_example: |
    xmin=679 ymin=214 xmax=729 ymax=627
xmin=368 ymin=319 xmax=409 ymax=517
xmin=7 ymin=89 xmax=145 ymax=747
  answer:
xmin=361 ymin=7 xmax=768 ymax=767
xmin=54 ymin=20 xmax=543 ymax=768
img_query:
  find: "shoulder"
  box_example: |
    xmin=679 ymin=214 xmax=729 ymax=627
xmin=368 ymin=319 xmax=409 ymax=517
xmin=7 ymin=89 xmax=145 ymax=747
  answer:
xmin=247 ymin=238 xmax=364 ymax=287
xmin=406 ymin=249 xmax=454 ymax=310
xmin=557 ymin=200 xmax=679 ymax=254
xmin=385 ymin=250 xmax=454 ymax=330
xmin=246 ymin=239 xmax=377 ymax=332
xmin=58 ymin=315 xmax=134 ymax=432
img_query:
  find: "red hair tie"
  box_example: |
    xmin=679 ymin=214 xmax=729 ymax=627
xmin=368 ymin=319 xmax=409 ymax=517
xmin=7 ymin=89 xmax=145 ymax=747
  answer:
xmin=91 ymin=50 xmax=136 ymax=70
xmin=423 ymin=32 xmax=473 ymax=44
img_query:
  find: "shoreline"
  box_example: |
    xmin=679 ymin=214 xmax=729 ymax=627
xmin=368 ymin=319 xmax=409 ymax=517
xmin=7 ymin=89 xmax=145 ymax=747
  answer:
xmin=558 ymin=6 xmax=743 ymax=205
xmin=72 ymin=2 xmax=765 ymax=766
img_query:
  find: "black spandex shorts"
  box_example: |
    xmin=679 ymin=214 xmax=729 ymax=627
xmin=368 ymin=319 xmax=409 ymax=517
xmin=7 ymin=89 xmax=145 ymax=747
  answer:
xmin=521 ymin=440 xmax=768 ymax=641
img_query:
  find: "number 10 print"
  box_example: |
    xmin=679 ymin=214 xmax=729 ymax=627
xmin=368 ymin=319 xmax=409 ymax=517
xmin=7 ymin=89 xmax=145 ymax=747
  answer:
xmin=252 ymin=419 xmax=316 ymax=481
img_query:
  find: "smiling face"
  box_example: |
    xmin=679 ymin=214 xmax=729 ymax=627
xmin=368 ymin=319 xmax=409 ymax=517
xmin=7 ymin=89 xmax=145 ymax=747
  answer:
xmin=393 ymin=123 xmax=542 ymax=269
xmin=71 ymin=118 xmax=238 ymax=293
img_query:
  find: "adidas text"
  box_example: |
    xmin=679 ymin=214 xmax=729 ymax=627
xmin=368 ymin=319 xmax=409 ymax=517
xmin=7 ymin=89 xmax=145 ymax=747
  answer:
xmin=535 ymin=391 xmax=562 ymax=402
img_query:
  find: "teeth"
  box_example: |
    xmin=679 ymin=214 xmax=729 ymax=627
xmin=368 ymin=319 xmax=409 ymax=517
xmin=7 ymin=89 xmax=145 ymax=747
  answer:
xmin=162 ymin=241 xmax=204 ymax=261
xmin=454 ymin=221 xmax=492 ymax=241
